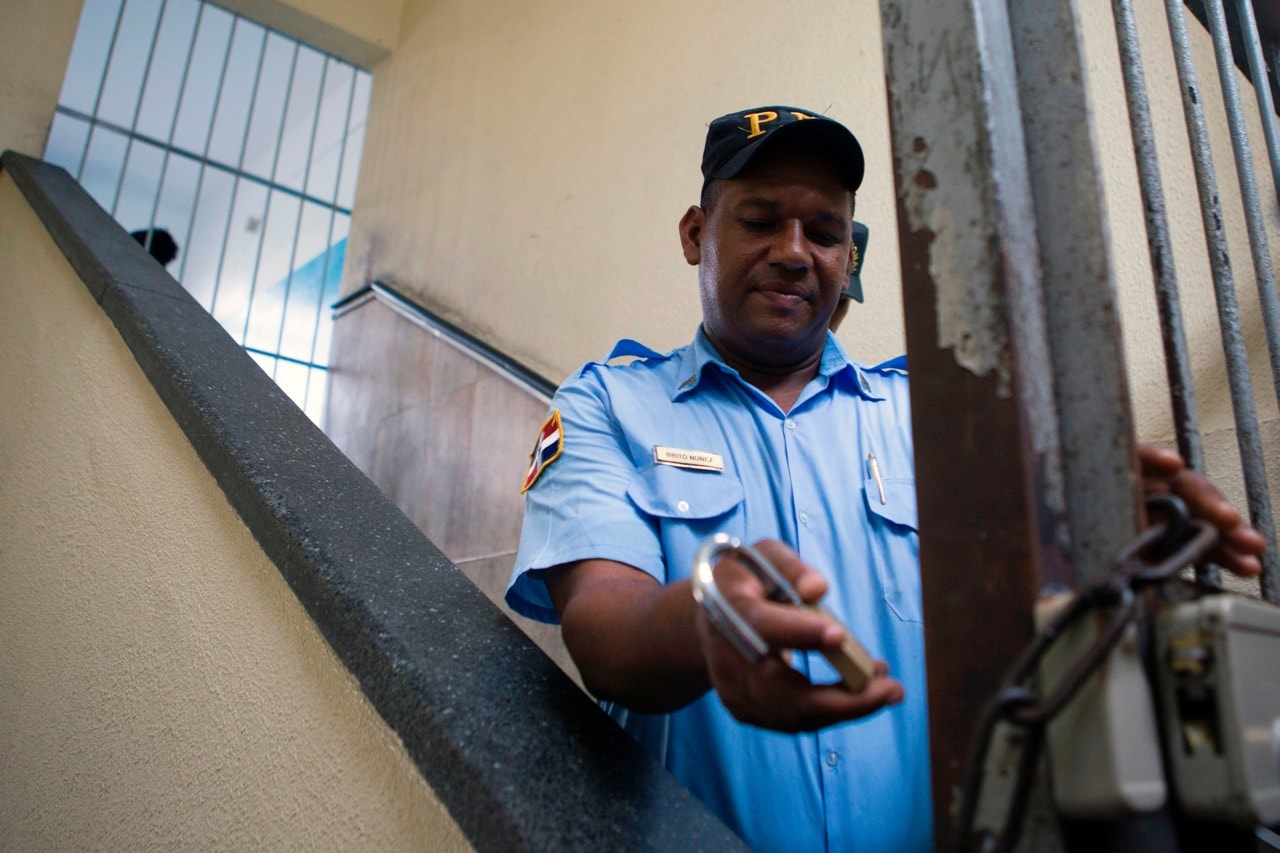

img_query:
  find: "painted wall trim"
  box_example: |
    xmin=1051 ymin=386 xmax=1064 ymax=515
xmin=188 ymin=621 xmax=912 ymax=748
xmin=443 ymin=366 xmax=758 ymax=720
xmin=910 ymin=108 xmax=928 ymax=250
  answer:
xmin=0 ymin=150 xmax=745 ymax=852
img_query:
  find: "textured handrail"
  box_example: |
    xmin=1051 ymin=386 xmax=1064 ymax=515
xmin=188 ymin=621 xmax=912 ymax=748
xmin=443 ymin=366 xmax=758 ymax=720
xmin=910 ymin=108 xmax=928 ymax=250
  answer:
xmin=0 ymin=150 xmax=745 ymax=852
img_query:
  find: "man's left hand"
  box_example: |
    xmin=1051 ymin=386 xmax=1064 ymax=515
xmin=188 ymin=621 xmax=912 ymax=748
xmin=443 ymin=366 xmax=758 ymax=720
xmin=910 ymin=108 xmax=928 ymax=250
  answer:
xmin=1138 ymin=443 xmax=1265 ymax=578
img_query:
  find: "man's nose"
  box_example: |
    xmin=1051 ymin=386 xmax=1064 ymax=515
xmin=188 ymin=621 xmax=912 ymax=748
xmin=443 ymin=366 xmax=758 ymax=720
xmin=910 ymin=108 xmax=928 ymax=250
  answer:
xmin=770 ymin=221 xmax=809 ymax=269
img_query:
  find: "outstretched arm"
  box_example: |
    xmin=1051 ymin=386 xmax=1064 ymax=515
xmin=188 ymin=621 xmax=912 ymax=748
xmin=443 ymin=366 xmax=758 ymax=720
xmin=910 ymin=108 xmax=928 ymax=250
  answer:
xmin=544 ymin=542 xmax=903 ymax=732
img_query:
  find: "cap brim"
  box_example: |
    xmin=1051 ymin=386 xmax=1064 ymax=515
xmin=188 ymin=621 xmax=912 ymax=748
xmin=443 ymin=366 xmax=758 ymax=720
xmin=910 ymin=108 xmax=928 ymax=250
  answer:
xmin=711 ymin=119 xmax=865 ymax=192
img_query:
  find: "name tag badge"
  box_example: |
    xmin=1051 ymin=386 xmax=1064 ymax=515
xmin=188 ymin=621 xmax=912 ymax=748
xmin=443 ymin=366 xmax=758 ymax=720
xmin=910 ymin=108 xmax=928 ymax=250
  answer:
xmin=654 ymin=445 xmax=724 ymax=472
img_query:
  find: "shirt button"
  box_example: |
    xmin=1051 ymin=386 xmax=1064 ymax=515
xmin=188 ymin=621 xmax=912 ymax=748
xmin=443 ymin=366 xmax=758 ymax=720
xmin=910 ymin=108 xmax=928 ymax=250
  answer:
xmin=677 ymin=500 xmax=690 ymax=513
xmin=799 ymin=511 xmax=810 ymax=525
xmin=825 ymin=750 xmax=840 ymax=767
xmin=786 ymin=419 xmax=797 ymax=430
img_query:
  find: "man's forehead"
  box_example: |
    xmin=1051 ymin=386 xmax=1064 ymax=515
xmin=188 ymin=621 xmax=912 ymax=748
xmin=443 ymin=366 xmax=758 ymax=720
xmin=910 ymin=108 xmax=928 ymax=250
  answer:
xmin=720 ymin=164 xmax=855 ymax=216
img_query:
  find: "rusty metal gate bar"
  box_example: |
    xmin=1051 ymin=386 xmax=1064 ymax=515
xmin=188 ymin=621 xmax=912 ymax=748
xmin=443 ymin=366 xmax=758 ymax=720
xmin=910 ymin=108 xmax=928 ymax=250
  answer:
xmin=1006 ymin=0 xmax=1142 ymax=584
xmin=1111 ymin=0 xmax=1217 ymax=585
xmin=1202 ymin=0 xmax=1280 ymax=411
xmin=878 ymin=0 xmax=1141 ymax=843
xmin=884 ymin=0 xmax=1280 ymax=841
xmin=1234 ymin=0 xmax=1280 ymax=203
xmin=1164 ymin=0 xmax=1280 ymax=603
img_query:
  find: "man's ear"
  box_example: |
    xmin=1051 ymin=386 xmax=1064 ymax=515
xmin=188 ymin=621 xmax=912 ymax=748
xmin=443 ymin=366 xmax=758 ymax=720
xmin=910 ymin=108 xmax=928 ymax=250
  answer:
xmin=679 ymin=205 xmax=704 ymax=266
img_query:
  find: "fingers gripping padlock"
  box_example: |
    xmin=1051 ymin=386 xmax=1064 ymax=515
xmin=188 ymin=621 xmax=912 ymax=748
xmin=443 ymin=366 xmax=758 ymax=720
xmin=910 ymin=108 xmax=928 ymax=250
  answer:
xmin=691 ymin=533 xmax=876 ymax=692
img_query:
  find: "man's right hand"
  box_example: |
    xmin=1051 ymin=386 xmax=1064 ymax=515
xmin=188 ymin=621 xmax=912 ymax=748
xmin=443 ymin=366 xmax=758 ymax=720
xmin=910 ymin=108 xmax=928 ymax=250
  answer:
xmin=546 ymin=541 xmax=903 ymax=732
xmin=694 ymin=539 xmax=904 ymax=732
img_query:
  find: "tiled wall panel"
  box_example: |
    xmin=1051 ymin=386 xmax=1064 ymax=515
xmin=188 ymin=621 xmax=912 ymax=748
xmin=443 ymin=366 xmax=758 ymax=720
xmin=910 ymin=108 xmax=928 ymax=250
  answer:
xmin=326 ymin=297 xmax=578 ymax=683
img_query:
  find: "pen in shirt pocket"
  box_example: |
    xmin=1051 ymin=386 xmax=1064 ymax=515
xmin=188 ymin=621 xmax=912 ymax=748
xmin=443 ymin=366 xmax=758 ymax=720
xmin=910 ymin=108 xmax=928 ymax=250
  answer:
xmin=867 ymin=452 xmax=887 ymax=505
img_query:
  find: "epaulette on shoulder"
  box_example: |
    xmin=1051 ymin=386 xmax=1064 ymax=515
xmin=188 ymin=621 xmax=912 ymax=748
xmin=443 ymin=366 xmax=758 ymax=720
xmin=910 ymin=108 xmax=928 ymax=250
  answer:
xmin=869 ymin=354 xmax=908 ymax=375
xmin=602 ymin=338 xmax=667 ymax=365
xmin=576 ymin=338 xmax=669 ymax=379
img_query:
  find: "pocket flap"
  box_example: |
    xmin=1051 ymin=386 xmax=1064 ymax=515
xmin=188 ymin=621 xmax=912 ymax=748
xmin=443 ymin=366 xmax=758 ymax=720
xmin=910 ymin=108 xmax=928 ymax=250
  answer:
xmin=864 ymin=477 xmax=918 ymax=530
xmin=628 ymin=463 xmax=745 ymax=520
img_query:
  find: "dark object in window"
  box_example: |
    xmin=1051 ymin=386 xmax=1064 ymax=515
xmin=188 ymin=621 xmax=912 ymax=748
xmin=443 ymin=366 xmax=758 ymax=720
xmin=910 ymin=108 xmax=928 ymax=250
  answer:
xmin=130 ymin=228 xmax=179 ymax=267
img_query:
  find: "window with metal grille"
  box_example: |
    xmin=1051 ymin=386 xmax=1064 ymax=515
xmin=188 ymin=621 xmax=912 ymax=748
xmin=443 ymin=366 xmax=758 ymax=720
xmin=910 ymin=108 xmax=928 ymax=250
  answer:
xmin=44 ymin=0 xmax=370 ymax=424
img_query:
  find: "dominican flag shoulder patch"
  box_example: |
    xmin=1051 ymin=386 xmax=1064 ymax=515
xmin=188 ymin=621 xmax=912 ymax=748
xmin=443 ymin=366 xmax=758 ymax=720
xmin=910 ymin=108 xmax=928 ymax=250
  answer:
xmin=521 ymin=409 xmax=564 ymax=493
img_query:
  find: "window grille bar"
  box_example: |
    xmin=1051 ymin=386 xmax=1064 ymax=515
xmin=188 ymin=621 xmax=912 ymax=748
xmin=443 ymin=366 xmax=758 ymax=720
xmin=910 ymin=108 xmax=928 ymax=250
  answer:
xmin=1234 ymin=0 xmax=1280 ymax=204
xmin=51 ymin=0 xmax=365 ymax=427
xmin=243 ymin=345 xmax=327 ymax=371
xmin=108 ymin=0 xmax=167 ymax=218
xmin=142 ymin=1 xmax=207 ymax=253
xmin=1112 ymin=0 xmax=1215 ymax=585
xmin=174 ymin=11 xmax=236 ymax=285
xmin=1203 ymin=0 xmax=1280 ymax=410
xmin=270 ymin=54 xmax=330 ymax=380
xmin=207 ymin=24 xmax=270 ymax=319
xmin=1165 ymin=0 xmax=1280 ymax=602
xmin=56 ymin=105 xmax=355 ymax=215
xmin=236 ymin=38 xmax=301 ymax=347
xmin=301 ymin=62 xmax=358 ymax=414
xmin=76 ymin=0 xmax=128 ymax=184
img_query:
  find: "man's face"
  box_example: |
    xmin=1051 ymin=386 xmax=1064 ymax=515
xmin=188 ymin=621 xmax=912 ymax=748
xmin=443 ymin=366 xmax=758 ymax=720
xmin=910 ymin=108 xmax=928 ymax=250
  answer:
xmin=680 ymin=151 xmax=853 ymax=370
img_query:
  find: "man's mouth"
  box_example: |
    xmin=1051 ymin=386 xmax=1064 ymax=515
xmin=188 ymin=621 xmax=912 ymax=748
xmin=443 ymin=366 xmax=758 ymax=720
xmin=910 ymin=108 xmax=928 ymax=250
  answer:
xmin=754 ymin=283 xmax=811 ymax=307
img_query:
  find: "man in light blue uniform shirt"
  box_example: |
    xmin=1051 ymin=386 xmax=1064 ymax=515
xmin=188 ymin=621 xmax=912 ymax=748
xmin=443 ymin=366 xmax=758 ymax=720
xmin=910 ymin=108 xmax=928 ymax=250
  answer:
xmin=507 ymin=106 xmax=931 ymax=851
xmin=509 ymin=330 xmax=928 ymax=851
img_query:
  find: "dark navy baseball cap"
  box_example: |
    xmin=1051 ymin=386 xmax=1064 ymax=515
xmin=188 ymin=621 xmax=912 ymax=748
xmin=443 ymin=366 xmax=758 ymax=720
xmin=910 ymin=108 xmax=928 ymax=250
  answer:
xmin=845 ymin=220 xmax=870 ymax=303
xmin=701 ymin=106 xmax=865 ymax=193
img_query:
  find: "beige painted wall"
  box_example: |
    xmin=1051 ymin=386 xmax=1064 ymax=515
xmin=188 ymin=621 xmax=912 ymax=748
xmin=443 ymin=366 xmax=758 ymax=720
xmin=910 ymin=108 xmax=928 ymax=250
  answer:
xmin=0 ymin=173 xmax=469 ymax=851
xmin=0 ymin=0 xmax=84 ymax=156
xmin=345 ymin=0 xmax=906 ymax=382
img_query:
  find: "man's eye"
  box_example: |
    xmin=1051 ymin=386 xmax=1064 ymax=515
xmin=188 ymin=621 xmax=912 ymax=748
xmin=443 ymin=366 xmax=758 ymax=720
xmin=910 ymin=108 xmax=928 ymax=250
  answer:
xmin=809 ymin=231 xmax=841 ymax=247
xmin=740 ymin=219 xmax=773 ymax=231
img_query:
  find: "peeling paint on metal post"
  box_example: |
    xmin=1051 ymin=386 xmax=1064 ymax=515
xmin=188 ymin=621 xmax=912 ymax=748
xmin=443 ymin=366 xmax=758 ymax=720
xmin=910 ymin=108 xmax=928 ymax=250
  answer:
xmin=1007 ymin=0 xmax=1142 ymax=582
xmin=880 ymin=0 xmax=1072 ymax=846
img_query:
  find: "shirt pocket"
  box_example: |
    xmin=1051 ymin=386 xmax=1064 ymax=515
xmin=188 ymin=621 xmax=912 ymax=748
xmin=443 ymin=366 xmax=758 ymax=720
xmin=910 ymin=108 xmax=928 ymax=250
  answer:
xmin=627 ymin=463 xmax=746 ymax=581
xmin=863 ymin=468 xmax=922 ymax=623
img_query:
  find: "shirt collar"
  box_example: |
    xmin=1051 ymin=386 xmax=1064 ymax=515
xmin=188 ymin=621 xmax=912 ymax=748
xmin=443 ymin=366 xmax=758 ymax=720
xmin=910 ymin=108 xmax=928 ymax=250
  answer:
xmin=671 ymin=328 xmax=884 ymax=402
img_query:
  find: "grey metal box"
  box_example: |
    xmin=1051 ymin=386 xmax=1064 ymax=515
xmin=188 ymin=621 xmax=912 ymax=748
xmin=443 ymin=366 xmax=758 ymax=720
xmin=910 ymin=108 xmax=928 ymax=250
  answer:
xmin=1154 ymin=593 xmax=1280 ymax=826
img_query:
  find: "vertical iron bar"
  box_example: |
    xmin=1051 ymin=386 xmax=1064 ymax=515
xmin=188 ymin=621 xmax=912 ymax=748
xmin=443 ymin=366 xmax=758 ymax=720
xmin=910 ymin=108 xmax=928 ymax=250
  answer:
xmin=143 ymin=0 xmax=205 ymax=257
xmin=1004 ymin=0 xmax=1186 ymax=845
xmin=236 ymin=38 xmax=301 ymax=346
xmin=1234 ymin=0 xmax=1280 ymax=205
xmin=270 ymin=53 xmax=330 ymax=381
xmin=1111 ymin=0 xmax=1216 ymax=585
xmin=1164 ymin=0 xmax=1280 ymax=602
xmin=207 ymin=23 xmax=270 ymax=320
xmin=175 ymin=6 xmax=235 ymax=287
xmin=76 ymin=0 xmax=130 ymax=184
xmin=878 ymin=0 xmax=1072 ymax=845
xmin=1204 ymin=0 xmax=1280 ymax=410
xmin=108 ymin=0 xmax=167 ymax=217
xmin=302 ymin=61 xmax=358 ymax=415
xmin=1007 ymin=0 xmax=1142 ymax=582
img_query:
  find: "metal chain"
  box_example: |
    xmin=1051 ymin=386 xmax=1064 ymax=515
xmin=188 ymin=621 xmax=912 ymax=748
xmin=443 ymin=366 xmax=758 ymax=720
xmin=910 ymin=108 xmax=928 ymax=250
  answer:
xmin=955 ymin=495 xmax=1219 ymax=852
